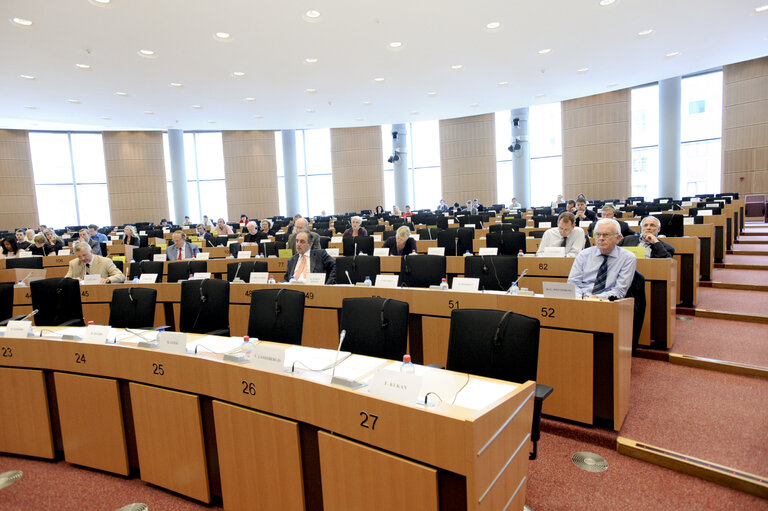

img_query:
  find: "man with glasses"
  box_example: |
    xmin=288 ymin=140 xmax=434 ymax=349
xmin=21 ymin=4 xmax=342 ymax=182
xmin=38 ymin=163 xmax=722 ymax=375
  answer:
xmin=568 ymin=218 xmax=636 ymax=299
xmin=537 ymin=212 xmax=586 ymax=257
xmin=618 ymin=216 xmax=675 ymax=258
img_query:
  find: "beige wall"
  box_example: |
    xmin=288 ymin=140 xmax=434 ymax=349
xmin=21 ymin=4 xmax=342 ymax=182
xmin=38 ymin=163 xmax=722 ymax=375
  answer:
xmin=103 ymin=131 xmax=169 ymax=225
xmin=330 ymin=126 xmax=384 ymax=214
xmin=562 ymin=90 xmax=631 ymax=200
xmin=722 ymin=56 xmax=768 ymax=195
xmin=222 ymin=131 xmax=279 ymax=220
xmin=439 ymin=114 xmax=497 ymax=207
xmin=0 ymin=130 xmax=39 ymax=230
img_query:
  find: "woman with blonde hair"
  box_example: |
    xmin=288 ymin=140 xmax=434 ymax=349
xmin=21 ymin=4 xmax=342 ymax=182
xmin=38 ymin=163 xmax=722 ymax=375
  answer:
xmin=382 ymin=225 xmax=416 ymax=256
xmin=122 ymin=225 xmax=140 ymax=246
xmin=43 ymin=229 xmax=64 ymax=253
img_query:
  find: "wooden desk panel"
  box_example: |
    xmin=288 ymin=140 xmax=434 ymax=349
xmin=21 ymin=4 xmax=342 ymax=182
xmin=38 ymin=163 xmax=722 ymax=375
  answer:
xmin=684 ymin=223 xmax=714 ymax=282
xmin=0 ymin=367 xmax=54 ymax=459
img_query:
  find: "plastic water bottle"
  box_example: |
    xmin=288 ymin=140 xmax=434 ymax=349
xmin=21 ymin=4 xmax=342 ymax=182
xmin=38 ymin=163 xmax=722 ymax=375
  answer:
xmin=268 ymin=274 xmax=276 ymax=284
xmin=240 ymin=336 xmax=254 ymax=361
xmin=509 ymin=281 xmax=519 ymax=295
xmin=289 ymin=276 xmax=296 ymax=283
xmin=364 ymin=276 xmax=372 ymax=287
xmin=518 ymin=249 xmax=524 ymax=257
xmin=464 ymin=250 xmax=472 ymax=257
xmin=439 ymin=278 xmax=449 ymax=291
xmin=400 ymin=354 xmax=415 ymax=374
xmin=359 ymin=251 xmax=365 ymax=256
xmin=133 ymin=275 xmax=139 ymax=284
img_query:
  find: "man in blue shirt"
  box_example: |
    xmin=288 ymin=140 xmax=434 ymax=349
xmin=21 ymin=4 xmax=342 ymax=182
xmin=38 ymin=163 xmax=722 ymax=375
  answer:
xmin=88 ymin=224 xmax=108 ymax=243
xmin=567 ymin=218 xmax=636 ymax=299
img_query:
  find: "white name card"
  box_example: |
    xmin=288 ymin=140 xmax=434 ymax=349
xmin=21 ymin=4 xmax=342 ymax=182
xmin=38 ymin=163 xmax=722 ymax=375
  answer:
xmin=697 ymin=209 xmax=713 ymax=216
xmin=478 ymin=247 xmax=498 ymax=255
xmin=626 ymin=220 xmax=639 ymax=227
xmin=325 ymin=248 xmax=340 ymax=257
xmin=139 ymin=231 xmax=147 ymax=236
xmin=105 ymin=241 xmax=113 ymax=246
xmin=706 ymin=203 xmax=719 ymax=208
xmin=237 ymin=251 xmax=252 ymax=259
xmin=58 ymin=249 xmax=71 ymax=255
xmin=305 ymin=273 xmax=326 ymax=285
xmin=84 ymin=324 xmax=111 ymax=343
xmin=427 ymin=247 xmax=445 ymax=256
xmin=539 ymin=222 xmax=551 ymax=228
xmin=451 ymin=277 xmax=480 ymax=292
xmin=410 ymin=234 xmax=420 ymax=240
xmin=82 ymin=274 xmax=101 ymax=285
xmin=372 ymin=235 xmax=382 ymax=242
xmin=682 ymin=201 xmax=693 ymax=207
xmin=542 ymin=281 xmax=577 ymax=299
xmin=157 ymin=331 xmax=187 ymax=354
xmin=191 ymin=272 xmax=211 ymax=280
xmin=139 ymin=274 xmax=158 ymax=283
xmin=18 ymin=251 xmax=32 ymax=258
xmin=163 ymin=228 xmax=170 ymax=233
xmin=249 ymin=272 xmax=269 ymax=284
xmin=62 ymin=234 xmax=71 ymax=240
xmin=373 ymin=248 xmax=390 ymax=257
xmin=195 ymin=252 xmax=210 ymax=260
xmin=683 ymin=217 xmax=695 ymax=225
xmin=369 ymin=370 xmax=421 ymax=405
xmin=153 ymin=253 xmax=167 ymax=261
xmin=250 ymin=345 xmax=286 ymax=373
xmin=5 ymin=320 xmax=32 ymax=338
xmin=542 ymin=246 xmax=566 ymax=257
xmin=331 ymin=236 xmax=343 ymax=243
xmin=660 ymin=199 xmax=669 ymax=203
xmin=447 ymin=219 xmax=455 ymax=225
xmin=375 ymin=274 xmax=399 ymax=288
xmin=110 ymin=236 xmax=119 ymax=241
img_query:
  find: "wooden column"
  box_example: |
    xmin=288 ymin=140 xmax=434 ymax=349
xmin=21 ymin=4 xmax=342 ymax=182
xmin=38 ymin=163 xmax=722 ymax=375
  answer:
xmin=222 ymin=130 xmax=279 ymax=220
xmin=440 ymin=114 xmax=497 ymax=206
xmin=0 ymin=129 xmax=39 ymax=230
xmin=330 ymin=126 xmax=384 ymax=214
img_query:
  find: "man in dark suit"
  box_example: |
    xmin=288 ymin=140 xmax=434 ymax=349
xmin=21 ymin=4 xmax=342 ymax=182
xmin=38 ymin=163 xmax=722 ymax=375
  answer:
xmin=196 ymin=224 xmax=216 ymax=247
xmin=283 ymin=230 xmax=335 ymax=284
xmin=590 ymin=204 xmax=634 ymax=238
xmin=618 ymin=216 xmax=675 ymax=258
xmin=574 ymin=197 xmax=596 ymax=227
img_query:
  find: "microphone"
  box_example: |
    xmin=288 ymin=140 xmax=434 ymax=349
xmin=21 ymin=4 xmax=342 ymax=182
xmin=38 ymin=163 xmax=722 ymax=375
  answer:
xmin=22 ymin=309 xmax=38 ymax=321
xmin=454 ymin=237 xmax=458 ymax=256
xmin=330 ymin=329 xmax=347 ymax=380
xmin=233 ymin=261 xmax=243 ymax=283
xmin=330 ymin=329 xmax=364 ymax=389
xmin=354 ymin=240 xmax=358 ymax=256
xmin=199 ymin=280 xmax=207 ymax=302
xmin=508 ymin=268 xmax=528 ymax=292
xmin=20 ymin=271 xmax=33 ymax=285
xmin=345 ymin=270 xmax=353 ymax=284
xmin=493 ymin=311 xmax=513 ymax=348
xmin=481 ymin=255 xmax=489 ymax=274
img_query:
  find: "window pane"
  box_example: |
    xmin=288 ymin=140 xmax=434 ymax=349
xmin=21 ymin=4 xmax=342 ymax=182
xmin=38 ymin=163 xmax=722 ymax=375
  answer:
xmin=35 ymin=185 xmax=78 ymax=227
xmin=681 ymin=72 xmax=723 ymax=142
xmin=306 ymin=175 xmax=334 ymax=216
xmin=277 ymin=176 xmax=286 ymax=217
xmin=187 ymin=181 xmax=201 ymax=222
xmin=410 ymin=120 xmax=440 ymax=169
xmin=304 ymin=129 xmax=331 ymax=175
xmin=198 ymin=180 xmax=228 ymax=222
xmin=631 ymin=85 xmax=659 ymax=148
xmin=496 ymin=160 xmax=513 ymax=205
xmin=382 ymin=124 xmax=393 ymax=169
xmin=194 ymin=132 xmax=225 ymax=180
xmin=383 ymin=169 xmax=394 ymax=210
xmin=412 ymin=167 xmax=441 ymax=210
xmin=297 ymin=175 xmax=307 ymax=217
xmin=184 ymin=133 xmax=197 ymax=180
xmin=530 ymin=157 xmax=563 ymax=207
xmin=275 ymin=132 xmax=284 ymax=177
xmin=163 ymin=133 xmax=172 ymax=181
xmin=70 ymin=134 xmax=106 ymax=184
xmin=76 ymin=184 xmax=111 ymax=226
xmin=29 ymin=133 xmax=73 ymax=184
xmin=681 ymin=140 xmax=721 ymax=196
xmin=529 ymin=103 xmax=562 ymax=158
xmin=631 ymin=147 xmax=659 ymax=199
xmin=166 ymin=182 xmax=176 ymax=222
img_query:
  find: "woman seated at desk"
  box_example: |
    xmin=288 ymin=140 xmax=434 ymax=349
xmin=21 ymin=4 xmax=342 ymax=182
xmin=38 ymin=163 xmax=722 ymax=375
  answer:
xmin=28 ymin=233 xmax=53 ymax=256
xmin=243 ymin=221 xmax=266 ymax=243
xmin=43 ymin=229 xmax=64 ymax=253
xmin=382 ymin=225 xmax=417 ymax=256
xmin=259 ymin=219 xmax=274 ymax=237
xmin=122 ymin=225 xmax=140 ymax=246
xmin=1 ymin=237 xmax=19 ymax=258
xmin=342 ymin=216 xmax=368 ymax=237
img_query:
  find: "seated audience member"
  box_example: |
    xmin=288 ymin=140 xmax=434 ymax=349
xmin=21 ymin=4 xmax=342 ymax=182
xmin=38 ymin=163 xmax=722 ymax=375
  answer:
xmin=436 ymin=199 xmax=448 ymax=212
xmin=282 ymin=230 xmax=336 ymax=284
xmin=509 ymin=197 xmax=522 ymax=209
xmin=65 ymin=241 xmax=125 ymax=283
xmin=287 ymin=217 xmax=320 ymax=253
xmin=1 ymin=237 xmax=19 ymax=258
xmin=243 ymin=221 xmax=261 ymax=243
xmin=122 ymin=225 xmax=140 ymax=246
xmin=15 ymin=230 xmax=29 ymax=250
xmin=375 ymin=205 xmax=385 ymax=214
xmin=78 ymin=228 xmax=102 ymax=256
xmin=551 ymin=194 xmax=564 ymax=212
xmin=202 ymin=215 xmax=213 ymax=229
xmin=568 ymin=218 xmax=636 ymax=298
xmin=402 ymin=205 xmax=414 ymax=218
xmin=259 ymin=219 xmax=273 ymax=237
xmin=28 ymin=233 xmax=53 ymax=256
xmin=240 ymin=214 xmax=249 ymax=225
xmin=566 ymin=200 xmax=577 ymax=214
xmin=196 ymin=224 xmax=215 ymax=247
xmin=573 ymin=197 xmax=597 ymax=227
xmin=159 ymin=218 xmax=168 ymax=227
xmin=183 ymin=215 xmax=191 ymax=225
xmin=382 ymin=225 xmax=417 ymax=256
xmin=43 ymin=229 xmax=64 ymax=253
xmin=166 ymin=231 xmax=200 ymax=260
xmin=392 ymin=205 xmax=402 ymax=217
xmin=451 ymin=202 xmax=461 ymax=214
xmin=216 ymin=217 xmax=234 ymax=235
xmin=618 ymin=216 xmax=675 ymax=258
xmin=342 ymin=216 xmax=368 ymax=237
xmin=593 ymin=204 xmax=634 ymax=237
xmin=284 ymin=213 xmax=302 ymax=235
xmin=89 ymin=224 xmax=109 ymax=243
xmin=473 ymin=198 xmax=484 ymax=212
xmin=537 ymin=212 xmax=586 ymax=257
xmin=464 ymin=200 xmax=478 ymax=215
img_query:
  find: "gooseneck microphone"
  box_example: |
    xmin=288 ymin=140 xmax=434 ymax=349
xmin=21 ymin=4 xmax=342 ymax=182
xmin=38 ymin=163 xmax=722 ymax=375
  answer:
xmin=22 ymin=309 xmax=39 ymax=320
xmin=508 ymin=269 xmax=528 ymax=293
xmin=330 ymin=329 xmax=347 ymax=381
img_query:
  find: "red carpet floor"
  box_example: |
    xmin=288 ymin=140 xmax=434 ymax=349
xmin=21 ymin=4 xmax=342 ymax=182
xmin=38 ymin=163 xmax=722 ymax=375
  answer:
xmin=695 ymin=287 xmax=768 ymax=315
xmin=731 ymin=244 xmax=768 ymax=252
xmin=723 ymin=254 xmax=768 ymax=265
xmin=672 ymin=316 xmax=768 ymax=367
xmin=711 ymin=268 xmax=768 ymax=285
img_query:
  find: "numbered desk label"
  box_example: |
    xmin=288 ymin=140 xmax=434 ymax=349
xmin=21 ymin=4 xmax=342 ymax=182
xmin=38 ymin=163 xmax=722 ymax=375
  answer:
xmin=152 ymin=362 xmax=165 ymax=376
xmin=74 ymin=352 xmax=87 ymax=364
xmin=359 ymin=411 xmax=379 ymax=430
xmin=540 ymin=306 xmax=556 ymax=318
xmin=1 ymin=346 xmax=13 ymax=358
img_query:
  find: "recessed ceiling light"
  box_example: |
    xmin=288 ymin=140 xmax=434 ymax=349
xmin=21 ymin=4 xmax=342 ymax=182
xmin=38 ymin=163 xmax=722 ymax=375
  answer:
xmin=577 ymin=67 xmax=589 ymax=73
xmin=244 ymin=97 xmax=256 ymax=102
xmin=24 ymin=105 xmax=36 ymax=109
xmin=11 ymin=17 xmax=33 ymax=27
xmin=306 ymin=108 xmax=315 ymax=113
xmin=19 ymin=74 xmax=35 ymax=80
xmin=410 ymin=111 xmax=419 ymax=115
xmin=169 ymin=82 xmax=183 ymax=88
xmin=427 ymin=91 xmax=437 ymax=97
xmin=363 ymin=101 xmax=372 ymax=106
xmin=305 ymin=57 xmax=318 ymax=64
xmin=305 ymin=88 xmax=317 ymax=93
xmin=451 ymin=64 xmax=464 ymax=71
xmin=388 ymin=41 xmax=403 ymax=49
xmin=191 ymin=105 xmax=203 ymax=109
xmin=665 ymin=51 xmax=680 ymax=58
xmin=637 ymin=29 xmax=654 ymax=37
xmin=214 ymin=32 xmax=231 ymax=40
xmin=355 ymin=117 xmax=364 ymax=121
xmin=74 ymin=63 xmax=91 ymax=70
xmin=469 ymin=103 xmax=479 ymax=107
xmin=538 ymin=48 xmax=552 ymax=55
xmin=485 ymin=21 xmax=501 ymax=30
xmin=373 ymin=77 xmax=385 ymax=83
xmin=138 ymin=49 xmax=156 ymax=58
xmin=755 ymin=4 xmax=768 ymax=13
xmin=305 ymin=10 xmax=321 ymax=18
xmin=208 ymin=121 xmax=216 ymax=124
xmin=607 ymin=82 xmax=619 ymax=87
xmin=232 ymin=71 xmax=246 ymax=77
xmin=599 ymin=0 xmax=615 ymax=5
xmin=498 ymin=81 xmax=509 ymax=87
xmin=101 ymin=116 xmax=111 ymax=120
xmin=88 ymin=0 xmax=112 ymax=6
xmin=114 ymin=91 xmax=128 ymax=96
xmin=67 ymin=99 xmax=81 ymax=104
xmin=144 ymin=110 xmax=155 ymax=115
xmin=253 ymin=114 xmax=263 ymax=119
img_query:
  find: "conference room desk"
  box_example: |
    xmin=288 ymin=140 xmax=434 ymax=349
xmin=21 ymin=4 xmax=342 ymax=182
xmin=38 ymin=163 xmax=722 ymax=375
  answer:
xmin=516 ymin=257 xmax=677 ymax=348
xmin=0 ymin=331 xmax=534 ymax=510
xmin=0 ymin=254 xmax=74 ymax=280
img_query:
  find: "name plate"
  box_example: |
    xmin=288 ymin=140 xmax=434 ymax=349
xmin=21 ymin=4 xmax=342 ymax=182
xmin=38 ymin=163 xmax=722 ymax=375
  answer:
xmin=325 ymin=248 xmax=340 ymax=257
xmin=196 ymin=252 xmax=210 ymax=259
xmin=373 ymin=248 xmax=389 ymax=257
xmin=305 ymin=273 xmax=326 ymax=285
xmin=697 ymin=209 xmax=713 ymax=216
xmin=626 ymin=220 xmax=639 ymax=226
xmin=623 ymin=246 xmax=646 ymax=259
xmin=139 ymin=231 xmax=147 ymax=236
xmin=375 ymin=274 xmax=399 ymax=288
xmin=250 ymin=345 xmax=285 ymax=372
xmin=542 ymin=281 xmax=576 ymax=298
xmin=105 ymin=241 xmax=113 ymax=246
xmin=447 ymin=219 xmax=455 ymax=225
xmin=227 ymin=240 xmax=238 ymax=246
xmin=237 ymin=251 xmax=252 ymax=259
xmin=369 ymin=370 xmax=421 ymax=404
xmin=451 ymin=277 xmax=480 ymax=292
xmin=410 ymin=234 xmax=420 ymax=240
xmin=110 ymin=236 xmax=119 ymax=241
xmin=427 ymin=247 xmax=445 ymax=256
xmin=683 ymin=217 xmax=695 ymax=225
xmin=542 ymin=246 xmax=566 ymax=257
xmin=153 ymin=253 xmax=167 ymax=261
xmin=539 ymin=222 xmax=551 ymax=228
xmin=278 ymin=249 xmax=293 ymax=258
xmin=18 ymin=251 xmax=32 ymax=258
xmin=331 ymin=236 xmax=343 ymax=243
xmin=5 ymin=320 xmax=32 ymax=338
xmin=157 ymin=331 xmax=187 ymax=354
xmin=372 ymin=235 xmax=382 ymax=242
xmin=682 ymin=201 xmax=692 ymax=206
xmin=84 ymin=324 xmax=111 ymax=343
xmin=82 ymin=274 xmax=101 ymax=285
xmin=249 ymin=272 xmax=269 ymax=284
xmin=191 ymin=272 xmax=211 ymax=280
xmin=478 ymin=247 xmax=498 ymax=255
xmin=139 ymin=274 xmax=158 ymax=283
xmin=58 ymin=249 xmax=71 ymax=255
xmin=706 ymin=203 xmax=719 ymax=208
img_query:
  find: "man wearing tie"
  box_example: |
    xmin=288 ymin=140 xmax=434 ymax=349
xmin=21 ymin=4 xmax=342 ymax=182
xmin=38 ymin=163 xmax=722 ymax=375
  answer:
xmin=283 ymin=230 xmax=336 ymax=284
xmin=567 ymin=218 xmax=636 ymax=299
xmin=166 ymin=231 xmax=200 ymax=260
xmin=536 ymin=212 xmax=586 ymax=257
xmin=65 ymin=241 xmax=125 ymax=283
xmin=195 ymin=224 xmax=215 ymax=247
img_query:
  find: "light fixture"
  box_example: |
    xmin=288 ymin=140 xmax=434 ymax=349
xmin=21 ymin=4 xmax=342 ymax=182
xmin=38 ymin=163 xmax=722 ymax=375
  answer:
xmin=306 ymin=123 xmax=314 ymax=127
xmin=305 ymin=88 xmax=317 ymax=93
xmin=138 ymin=49 xmax=156 ymax=58
xmin=306 ymin=108 xmax=315 ymax=113
xmin=74 ymin=63 xmax=91 ymax=70
xmin=755 ymin=4 xmax=768 ymax=13
xmin=363 ymin=101 xmax=372 ymax=106
xmin=19 ymin=74 xmax=35 ymax=80
xmin=513 ymin=118 xmax=520 ymax=127
xmin=244 ymin=97 xmax=256 ymax=102
xmin=305 ymin=9 xmax=321 ymax=18
xmin=253 ymin=114 xmax=263 ymax=119
xmin=637 ymin=29 xmax=654 ymax=37
xmin=144 ymin=110 xmax=155 ymax=115
xmin=538 ymin=48 xmax=552 ymax=55
xmin=214 ymin=32 xmax=231 ymax=40
xmin=88 ymin=0 xmax=112 ymax=6
xmin=535 ymin=93 xmax=546 ymax=98
xmin=232 ymin=71 xmax=246 ymax=77
xmin=101 ymin=116 xmax=111 ymax=120
xmin=11 ymin=17 xmax=33 ymax=27
xmin=355 ymin=117 xmax=364 ymax=121
xmin=24 ymin=105 xmax=36 ymax=109
xmin=373 ymin=77 xmax=385 ymax=83
xmin=599 ymin=0 xmax=615 ymax=5
xmin=304 ymin=57 xmax=318 ymax=64
xmin=67 ymin=99 xmax=81 ymax=104
xmin=169 ymin=82 xmax=183 ymax=88
xmin=498 ymin=81 xmax=509 ymax=87
xmin=208 ymin=121 xmax=216 ymax=124
xmin=410 ymin=111 xmax=419 ymax=116
xmin=469 ymin=102 xmax=479 ymax=107
xmin=427 ymin=91 xmax=437 ymax=97
xmin=114 ymin=91 xmax=128 ymax=96
xmin=388 ymin=41 xmax=403 ymax=49
xmin=577 ymin=67 xmax=589 ymax=73
xmin=485 ymin=21 xmax=501 ymax=30
xmin=665 ymin=51 xmax=680 ymax=58
xmin=191 ymin=105 xmax=203 ymax=109
xmin=451 ymin=64 xmax=464 ymax=71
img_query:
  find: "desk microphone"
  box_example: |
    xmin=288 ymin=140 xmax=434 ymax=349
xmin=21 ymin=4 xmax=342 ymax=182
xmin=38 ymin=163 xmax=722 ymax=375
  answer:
xmin=330 ymin=330 xmax=364 ymax=389
xmin=345 ymin=270 xmax=353 ymax=284
xmin=19 ymin=271 xmax=33 ymax=285
xmin=22 ymin=309 xmax=39 ymax=321
xmin=454 ymin=237 xmax=458 ymax=256
xmin=233 ymin=261 xmax=243 ymax=283
xmin=508 ymin=269 xmax=528 ymax=293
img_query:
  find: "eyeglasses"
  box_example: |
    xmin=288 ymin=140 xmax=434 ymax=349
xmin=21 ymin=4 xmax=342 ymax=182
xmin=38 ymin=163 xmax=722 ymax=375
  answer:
xmin=594 ymin=232 xmax=617 ymax=238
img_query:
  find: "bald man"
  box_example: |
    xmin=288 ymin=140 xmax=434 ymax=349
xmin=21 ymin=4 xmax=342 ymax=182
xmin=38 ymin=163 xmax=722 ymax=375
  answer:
xmin=287 ymin=217 xmax=320 ymax=254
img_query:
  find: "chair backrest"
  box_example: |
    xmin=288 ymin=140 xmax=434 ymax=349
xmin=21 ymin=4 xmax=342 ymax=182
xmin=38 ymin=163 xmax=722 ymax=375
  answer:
xmin=247 ymin=288 xmax=305 ymax=345
xmin=655 ymin=213 xmax=684 ymax=238
xmin=166 ymin=261 xmax=191 ymax=283
xmin=464 ymin=255 xmax=518 ymax=291
xmin=531 ymin=230 xmax=546 ymax=239
xmin=108 ymin=287 xmax=157 ymax=329
xmin=436 ymin=229 xmax=459 ymax=256
xmin=5 ymin=257 xmax=44 ymax=269
xmin=342 ymin=236 xmax=374 ymax=256
xmin=382 ymin=229 xmax=397 ymax=240
xmin=228 ymin=242 xmax=242 ymax=256
xmin=260 ymin=242 xmax=278 ymax=257
xmin=335 ymin=255 xmax=381 ymax=284
xmin=533 ymin=215 xmax=558 ymax=227
xmin=399 ymin=254 xmax=446 ymax=288
xmin=227 ymin=260 xmax=268 ymax=282
xmin=340 ymin=297 xmax=409 ymax=361
xmin=0 ymin=282 xmax=14 ymax=322
xmin=457 ymin=228 xmax=475 ymax=255
xmin=135 ymin=260 xmax=163 ymax=282
xmin=446 ymin=309 xmax=540 ymax=384
xmin=30 ymin=277 xmax=84 ymax=326
xmin=486 ymin=231 xmax=526 ymax=255
xmin=317 ymin=236 xmax=330 ymax=249
xmin=179 ymin=279 xmax=230 ymax=334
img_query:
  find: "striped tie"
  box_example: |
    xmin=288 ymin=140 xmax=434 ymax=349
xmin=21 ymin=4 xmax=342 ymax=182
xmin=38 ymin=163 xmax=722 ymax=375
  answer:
xmin=592 ymin=254 xmax=609 ymax=294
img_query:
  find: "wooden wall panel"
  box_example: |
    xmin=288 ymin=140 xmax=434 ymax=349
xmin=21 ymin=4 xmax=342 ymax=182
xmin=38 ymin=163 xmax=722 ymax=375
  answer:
xmin=723 ymin=56 xmax=768 ymax=195
xmin=103 ymin=131 xmax=169 ymax=225
xmin=0 ymin=130 xmax=39 ymax=230
xmin=562 ymin=90 xmax=631 ymax=200
xmin=439 ymin=113 xmax=496 ymax=206
xmin=222 ymin=131 xmax=278 ymax=220
xmin=330 ymin=126 xmax=384 ymax=214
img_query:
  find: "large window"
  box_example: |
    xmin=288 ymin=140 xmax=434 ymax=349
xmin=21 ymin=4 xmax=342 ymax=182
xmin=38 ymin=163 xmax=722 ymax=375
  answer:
xmin=381 ymin=124 xmax=395 ymax=210
xmin=29 ymin=132 xmax=110 ymax=227
xmin=529 ymin=103 xmax=563 ymax=207
xmin=680 ymin=71 xmax=722 ymax=195
xmin=495 ymin=111 xmax=513 ymax=205
xmin=631 ymin=85 xmax=660 ymax=199
xmin=274 ymin=129 xmax=334 ymax=217
xmin=163 ymin=132 xmax=227 ymax=223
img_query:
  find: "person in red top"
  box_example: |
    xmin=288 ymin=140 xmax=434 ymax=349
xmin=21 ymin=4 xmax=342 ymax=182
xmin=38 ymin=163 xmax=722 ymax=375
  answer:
xmin=402 ymin=205 xmax=414 ymax=218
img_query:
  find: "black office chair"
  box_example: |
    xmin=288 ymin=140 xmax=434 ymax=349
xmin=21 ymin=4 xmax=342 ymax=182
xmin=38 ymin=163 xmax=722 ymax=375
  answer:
xmin=247 ymin=288 xmax=305 ymax=345
xmin=416 ymin=228 xmax=439 ymax=241
xmin=317 ymin=236 xmax=330 ymax=249
xmin=437 ymin=229 xmax=459 ymax=256
xmin=228 ymin=242 xmax=242 ymax=256
xmin=335 ymin=255 xmax=381 ymax=285
xmin=179 ymin=279 xmax=230 ymax=336
xmin=5 ymin=257 xmax=44 ymax=269
xmin=128 ymin=260 xmax=163 ymax=282
xmin=167 ymin=260 xmax=208 ymax=283
xmin=531 ymin=230 xmax=546 ymax=239
xmin=464 ymin=255 xmax=518 ymax=291
xmin=259 ymin=242 xmax=278 ymax=257
xmin=0 ymin=282 xmax=24 ymax=326
xmin=446 ymin=309 xmax=552 ymax=460
xmin=486 ymin=231 xmax=526 ymax=255
xmin=30 ymin=277 xmax=85 ymax=327
xmin=340 ymin=297 xmax=409 ymax=361
xmin=342 ymin=236 xmax=374 ymax=256
xmin=112 ymin=260 xmax=124 ymax=273
xmin=108 ymin=287 xmax=157 ymax=329
xmin=625 ymin=271 xmax=647 ymax=355
xmin=382 ymin=229 xmax=397 ymax=241
xmin=501 ymin=217 xmax=527 ymax=231
xmin=131 ymin=246 xmax=160 ymax=263
xmin=456 ymin=227 xmax=475 ymax=255
xmin=399 ymin=254 xmax=445 ymax=288
xmin=227 ymin=260 xmax=268 ymax=282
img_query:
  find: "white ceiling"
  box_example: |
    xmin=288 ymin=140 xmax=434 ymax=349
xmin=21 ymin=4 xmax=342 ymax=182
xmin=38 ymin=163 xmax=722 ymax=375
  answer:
xmin=1 ymin=0 xmax=767 ymax=132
